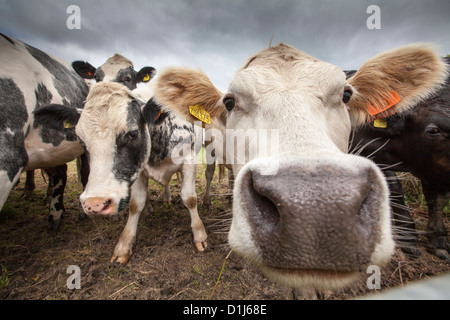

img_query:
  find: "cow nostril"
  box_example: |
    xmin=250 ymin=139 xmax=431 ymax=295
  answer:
xmin=103 ymin=199 xmax=112 ymax=208
xmin=245 ymin=171 xmax=281 ymax=231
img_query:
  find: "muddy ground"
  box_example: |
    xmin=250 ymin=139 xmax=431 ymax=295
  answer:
xmin=0 ymin=160 xmax=448 ymax=300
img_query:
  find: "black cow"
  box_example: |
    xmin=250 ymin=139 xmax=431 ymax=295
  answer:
xmin=349 ymin=57 xmax=450 ymax=260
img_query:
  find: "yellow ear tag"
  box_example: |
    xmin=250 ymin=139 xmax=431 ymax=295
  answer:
xmin=142 ymin=74 xmax=150 ymax=82
xmin=373 ymin=119 xmax=387 ymax=128
xmin=189 ymin=105 xmax=211 ymax=124
xmin=63 ymin=120 xmax=74 ymax=129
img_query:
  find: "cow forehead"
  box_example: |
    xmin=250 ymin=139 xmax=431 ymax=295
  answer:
xmin=232 ymin=44 xmax=346 ymax=101
xmin=78 ymin=82 xmax=135 ymax=137
xmin=240 ymin=43 xmax=320 ymax=70
xmin=227 ymin=44 xmax=351 ymax=154
xmin=99 ymin=54 xmax=134 ymax=80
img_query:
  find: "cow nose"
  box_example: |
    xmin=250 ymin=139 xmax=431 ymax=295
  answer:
xmin=82 ymin=197 xmax=115 ymax=215
xmin=241 ymin=163 xmax=384 ymax=272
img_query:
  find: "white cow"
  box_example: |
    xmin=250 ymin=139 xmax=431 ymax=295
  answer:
xmin=151 ymin=43 xmax=448 ymax=290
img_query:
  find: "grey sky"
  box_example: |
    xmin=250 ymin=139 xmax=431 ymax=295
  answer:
xmin=1 ymin=0 xmax=449 ymax=90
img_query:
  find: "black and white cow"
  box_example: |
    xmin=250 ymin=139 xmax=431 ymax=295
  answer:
xmin=72 ymin=54 xmax=180 ymax=203
xmin=350 ymin=59 xmax=450 ymax=260
xmin=35 ymin=79 xmax=206 ymax=264
xmin=0 ymin=33 xmax=88 ymax=226
xmin=72 ymin=54 xmax=156 ymax=90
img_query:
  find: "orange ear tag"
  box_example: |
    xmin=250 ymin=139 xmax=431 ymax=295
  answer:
xmin=189 ymin=105 xmax=211 ymax=124
xmin=154 ymin=110 xmax=162 ymax=121
xmin=367 ymin=90 xmax=401 ymax=117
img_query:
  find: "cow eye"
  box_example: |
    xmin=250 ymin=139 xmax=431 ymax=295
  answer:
xmin=343 ymin=89 xmax=352 ymax=104
xmin=127 ymin=130 xmax=139 ymax=141
xmin=425 ymin=125 xmax=441 ymax=136
xmin=124 ymin=76 xmax=132 ymax=82
xmin=224 ymin=97 xmax=235 ymax=111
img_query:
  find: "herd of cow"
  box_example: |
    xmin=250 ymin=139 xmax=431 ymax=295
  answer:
xmin=0 ymin=32 xmax=449 ymax=292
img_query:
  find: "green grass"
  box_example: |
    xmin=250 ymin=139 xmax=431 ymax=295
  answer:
xmin=0 ymin=265 xmax=10 ymax=289
xmin=398 ymin=172 xmax=449 ymax=215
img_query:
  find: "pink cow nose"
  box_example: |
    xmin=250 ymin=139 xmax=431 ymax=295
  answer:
xmin=82 ymin=197 xmax=115 ymax=215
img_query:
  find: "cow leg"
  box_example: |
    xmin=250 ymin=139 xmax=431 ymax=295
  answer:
xmin=422 ymin=185 xmax=449 ymax=260
xmin=203 ymin=161 xmax=216 ymax=206
xmin=163 ymin=184 xmax=171 ymax=202
xmin=46 ymin=164 xmax=67 ymax=230
xmin=111 ymin=173 xmax=148 ymax=264
xmin=180 ymin=164 xmax=208 ymax=251
xmin=44 ymin=171 xmax=54 ymax=205
xmin=385 ymin=171 xmax=420 ymax=257
xmin=22 ymin=170 xmax=36 ymax=199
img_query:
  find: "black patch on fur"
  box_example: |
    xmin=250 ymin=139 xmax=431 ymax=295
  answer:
xmin=118 ymin=196 xmax=130 ymax=212
xmin=34 ymin=104 xmax=81 ymax=130
xmin=142 ymin=98 xmax=169 ymax=125
xmin=0 ymin=33 xmax=15 ymax=45
xmin=112 ymin=100 xmax=149 ymax=184
xmin=32 ymin=83 xmax=68 ymax=146
xmin=0 ymin=78 xmax=28 ymax=132
xmin=33 ymin=104 xmax=81 ymax=144
xmin=25 ymin=43 xmax=88 ymax=110
xmin=114 ymin=67 xmax=138 ymax=90
xmin=0 ymin=78 xmax=29 ymax=180
xmin=72 ymin=60 xmax=96 ymax=79
xmin=94 ymin=68 xmax=105 ymax=82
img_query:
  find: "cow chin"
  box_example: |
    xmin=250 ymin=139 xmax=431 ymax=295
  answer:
xmin=228 ymin=153 xmax=395 ymax=290
xmin=261 ymin=266 xmax=360 ymax=291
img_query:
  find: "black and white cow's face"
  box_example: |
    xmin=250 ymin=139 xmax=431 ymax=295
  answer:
xmin=75 ymin=82 xmax=157 ymax=215
xmin=72 ymin=54 xmax=156 ymax=90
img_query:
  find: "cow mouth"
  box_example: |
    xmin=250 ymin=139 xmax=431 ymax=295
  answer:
xmin=80 ymin=196 xmax=129 ymax=216
xmin=82 ymin=199 xmax=116 ymax=216
xmin=259 ymin=265 xmax=360 ymax=290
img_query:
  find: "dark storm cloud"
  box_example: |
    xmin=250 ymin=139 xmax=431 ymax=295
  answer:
xmin=1 ymin=0 xmax=449 ymax=90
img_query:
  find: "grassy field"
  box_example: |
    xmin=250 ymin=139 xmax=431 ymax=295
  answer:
xmin=0 ymin=158 xmax=449 ymax=300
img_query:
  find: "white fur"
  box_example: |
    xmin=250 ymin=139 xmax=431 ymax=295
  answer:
xmin=225 ymin=46 xmax=396 ymax=290
xmin=0 ymin=170 xmax=21 ymax=209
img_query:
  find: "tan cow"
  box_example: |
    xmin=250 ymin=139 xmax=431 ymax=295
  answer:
xmin=152 ymin=43 xmax=448 ymax=290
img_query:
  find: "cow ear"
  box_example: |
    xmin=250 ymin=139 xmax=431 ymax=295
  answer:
xmin=347 ymin=43 xmax=448 ymax=126
xmin=72 ymin=61 xmax=97 ymax=79
xmin=137 ymin=67 xmax=156 ymax=83
xmin=152 ymin=66 xmax=223 ymax=124
xmin=34 ymin=104 xmax=81 ymax=130
xmin=142 ymin=98 xmax=169 ymax=125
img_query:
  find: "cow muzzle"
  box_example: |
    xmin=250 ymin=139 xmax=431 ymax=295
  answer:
xmin=81 ymin=197 xmax=116 ymax=215
xmin=228 ymin=154 xmax=395 ymax=289
xmin=79 ymin=175 xmax=131 ymax=216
